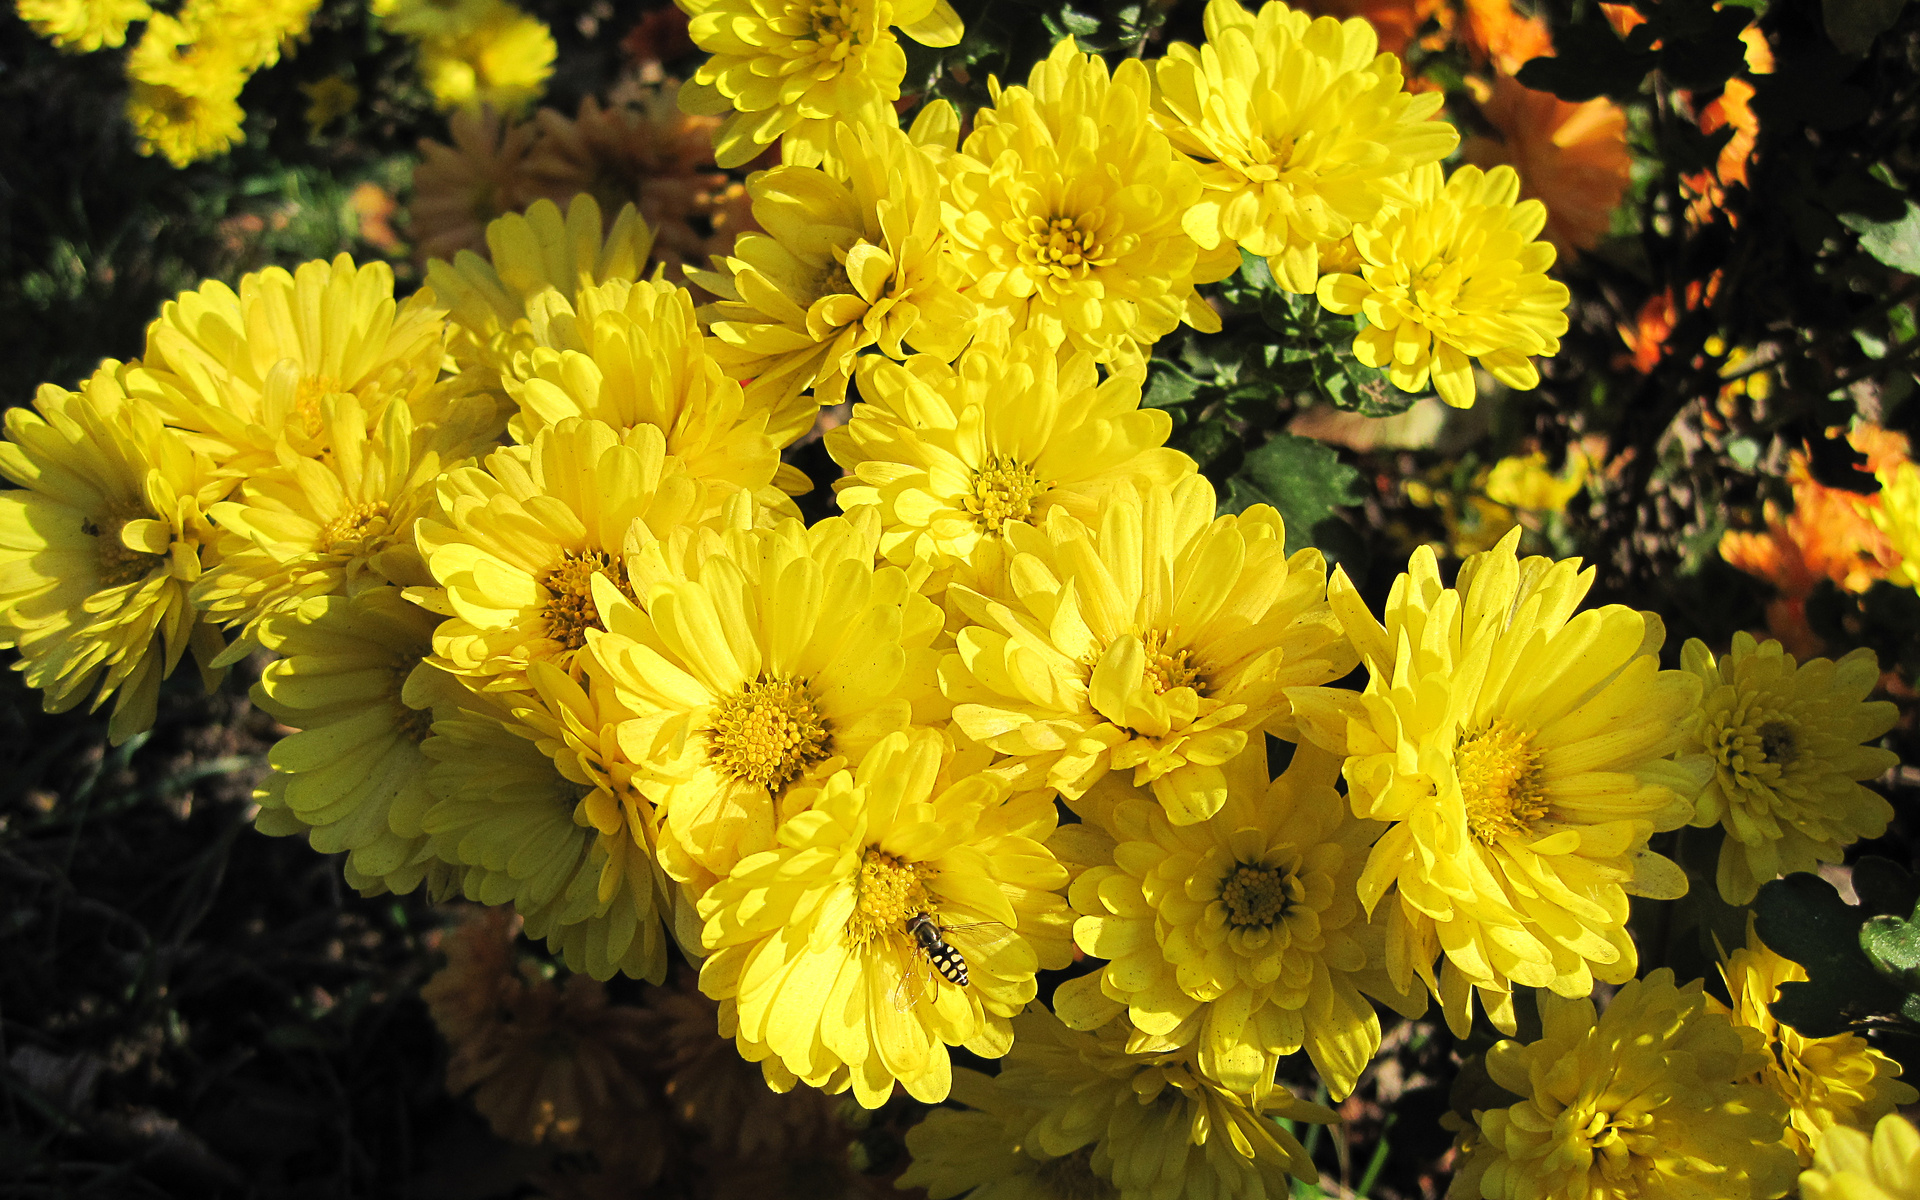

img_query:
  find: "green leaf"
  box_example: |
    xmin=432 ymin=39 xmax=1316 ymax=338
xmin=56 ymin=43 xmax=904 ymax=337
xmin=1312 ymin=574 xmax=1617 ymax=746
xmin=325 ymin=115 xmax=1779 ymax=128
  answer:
xmin=1841 ymin=200 xmax=1920 ymax=273
xmin=1862 ymin=911 xmax=1920 ymax=983
xmin=1218 ymin=433 xmax=1363 ymax=556
xmin=1143 ymin=361 xmax=1206 ymax=408
xmin=1756 ymin=872 xmax=1914 ymax=1038
xmin=1824 ymin=0 xmax=1911 ymax=54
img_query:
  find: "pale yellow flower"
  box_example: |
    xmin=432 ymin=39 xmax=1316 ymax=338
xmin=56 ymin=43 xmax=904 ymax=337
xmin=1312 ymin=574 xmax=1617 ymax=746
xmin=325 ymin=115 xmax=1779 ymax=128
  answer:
xmin=16 ymin=0 xmax=152 ymax=51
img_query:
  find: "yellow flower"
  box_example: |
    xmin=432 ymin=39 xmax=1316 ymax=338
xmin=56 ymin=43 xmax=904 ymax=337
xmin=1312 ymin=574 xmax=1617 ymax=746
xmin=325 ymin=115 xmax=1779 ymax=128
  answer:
xmin=0 ymin=363 xmax=228 ymax=744
xmin=250 ymin=587 xmax=458 ymax=896
xmin=412 ymin=418 xmax=706 ymax=694
xmin=944 ymin=39 xmax=1239 ymax=369
xmin=586 ymin=509 xmax=942 ymax=895
xmin=942 ymin=475 xmax=1356 ymax=826
xmin=415 ymin=0 xmax=555 ymax=116
xmin=1448 ymin=970 xmax=1798 ymax=1200
xmin=300 ymin=73 xmax=358 ymax=133
xmin=900 ymin=1007 xmax=1332 ymax=1198
xmin=1153 ymin=0 xmax=1457 ymax=294
xmin=1481 ymin=448 xmax=1589 ymax=511
xmin=191 ymin=392 xmax=497 ymax=658
xmin=409 ymin=104 xmax=539 ymax=264
xmin=16 ymin=0 xmax=152 ymax=51
xmin=372 ymin=0 xmax=493 ymax=39
xmin=827 ymin=331 xmax=1194 ymax=574
xmin=1288 ymin=529 xmax=1710 ymax=1036
xmin=1682 ymin=633 xmax=1898 ymax=904
xmin=1721 ymin=917 xmax=1916 ymax=1164
xmin=1054 ymin=742 xmax=1422 ymax=1102
xmin=175 ymin=0 xmax=318 ymax=71
xmin=124 ymin=70 xmax=246 ymax=168
xmin=422 ymin=685 xmax=674 ymax=982
xmin=1869 ymin=458 xmax=1920 ymax=592
xmin=134 ymin=253 xmax=465 ymax=475
xmin=689 ymin=117 xmax=976 ymax=444
xmin=1316 ymin=163 xmax=1570 ymax=408
xmin=698 ymin=729 xmax=1072 ymax=1107
xmin=676 ymin=0 xmax=962 ymax=168
xmin=1802 ymin=1115 xmax=1920 ymax=1200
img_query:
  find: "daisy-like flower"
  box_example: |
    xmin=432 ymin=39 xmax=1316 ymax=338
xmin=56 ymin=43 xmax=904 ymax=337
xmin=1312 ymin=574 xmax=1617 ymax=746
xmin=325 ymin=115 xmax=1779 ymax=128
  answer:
xmin=689 ymin=118 xmax=975 ymax=443
xmin=423 ymin=686 xmax=674 ymax=982
xmin=1682 ymin=633 xmax=1898 ymax=905
xmin=191 ymin=392 xmax=498 ymax=658
xmin=1870 ymin=458 xmax=1920 ymax=593
xmin=134 ymin=253 xmax=464 ymax=475
xmin=1315 ymin=162 xmax=1571 ymax=408
xmin=410 ymin=105 xmax=539 ymax=264
xmin=901 ymin=1007 xmax=1332 ymax=1198
xmin=504 ymin=277 xmax=804 ymax=508
xmin=17 ymin=0 xmax=152 ymax=51
xmin=124 ymin=71 xmax=246 ymax=168
xmin=676 ymin=0 xmax=962 ymax=168
xmin=827 ymin=331 xmax=1194 ymax=573
xmin=697 ymin=728 xmax=1072 ymax=1107
xmin=414 ymin=0 xmax=556 ymax=115
xmin=1449 ymin=970 xmax=1798 ymax=1200
xmin=941 ymin=474 xmax=1356 ymax=826
xmin=1151 ymin=0 xmax=1458 ymax=294
xmin=586 ymin=508 xmax=943 ymax=894
xmin=944 ymin=39 xmax=1240 ymax=369
xmin=1287 ymin=528 xmax=1710 ymax=1036
xmin=1464 ymin=69 xmax=1631 ymax=255
xmin=0 ymin=363 xmax=228 ymax=744
xmin=1721 ymin=917 xmax=1916 ymax=1164
xmin=1054 ymin=742 xmax=1422 ymax=1102
xmin=250 ymin=587 xmax=460 ymax=896
xmin=412 ymin=418 xmax=706 ymax=694
xmin=1802 ymin=1115 xmax=1920 ymax=1200
xmin=518 ymin=87 xmax=730 ymax=278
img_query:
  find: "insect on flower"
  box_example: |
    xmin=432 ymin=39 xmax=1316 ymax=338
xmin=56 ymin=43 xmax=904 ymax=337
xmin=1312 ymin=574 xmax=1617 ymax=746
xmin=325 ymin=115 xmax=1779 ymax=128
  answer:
xmin=892 ymin=913 xmax=1014 ymax=1010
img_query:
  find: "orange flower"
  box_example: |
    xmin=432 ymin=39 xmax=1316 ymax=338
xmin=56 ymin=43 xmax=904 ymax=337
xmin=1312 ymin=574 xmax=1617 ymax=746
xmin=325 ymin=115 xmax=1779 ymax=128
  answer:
xmin=1290 ymin=0 xmax=1446 ymax=57
xmin=1461 ymin=0 xmax=1551 ymax=70
xmin=1682 ymin=26 xmax=1772 ymax=224
xmin=1465 ymin=69 xmax=1631 ymax=253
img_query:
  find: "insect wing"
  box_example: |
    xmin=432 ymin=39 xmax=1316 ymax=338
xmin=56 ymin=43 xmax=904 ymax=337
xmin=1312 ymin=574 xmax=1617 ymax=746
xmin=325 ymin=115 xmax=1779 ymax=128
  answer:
xmin=891 ymin=942 xmax=935 ymax=1012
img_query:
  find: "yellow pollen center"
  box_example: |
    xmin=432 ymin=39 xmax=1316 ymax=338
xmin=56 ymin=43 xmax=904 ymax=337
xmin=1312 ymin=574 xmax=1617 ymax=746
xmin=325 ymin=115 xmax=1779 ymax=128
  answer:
xmin=963 ymin=456 xmax=1050 ymax=532
xmin=1220 ymin=864 xmax=1292 ymax=928
xmin=1457 ymin=719 xmax=1548 ymax=843
xmin=291 ymin=372 xmax=346 ymax=446
xmin=82 ymin=509 xmax=165 ymax=588
xmin=1570 ymin=1102 xmax=1655 ymax=1182
xmin=1707 ymin=703 xmax=1798 ymax=788
xmin=539 ymin=549 xmax=635 ymax=653
xmin=1020 ymin=214 xmax=1104 ymax=282
xmin=318 ymin=501 xmax=392 ymax=556
xmin=706 ymin=676 xmax=831 ymax=791
xmin=848 ymin=847 xmax=934 ymax=945
xmin=801 ymin=0 xmax=864 ymax=63
xmin=1140 ymin=628 xmax=1206 ymax=695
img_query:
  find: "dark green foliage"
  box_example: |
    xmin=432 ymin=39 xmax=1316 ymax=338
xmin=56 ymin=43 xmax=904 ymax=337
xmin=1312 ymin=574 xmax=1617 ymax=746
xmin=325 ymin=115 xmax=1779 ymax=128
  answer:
xmin=1755 ymin=861 xmax=1920 ymax=1036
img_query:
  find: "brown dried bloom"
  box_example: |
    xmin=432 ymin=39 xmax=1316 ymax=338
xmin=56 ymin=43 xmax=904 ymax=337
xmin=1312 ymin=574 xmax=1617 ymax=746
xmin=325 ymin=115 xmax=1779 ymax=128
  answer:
xmin=518 ymin=84 xmax=734 ymax=278
xmin=411 ymin=106 xmax=539 ymax=263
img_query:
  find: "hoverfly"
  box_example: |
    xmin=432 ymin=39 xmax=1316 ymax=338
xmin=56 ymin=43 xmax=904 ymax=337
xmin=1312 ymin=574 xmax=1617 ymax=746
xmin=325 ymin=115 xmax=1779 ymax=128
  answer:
xmin=891 ymin=912 xmax=1015 ymax=1010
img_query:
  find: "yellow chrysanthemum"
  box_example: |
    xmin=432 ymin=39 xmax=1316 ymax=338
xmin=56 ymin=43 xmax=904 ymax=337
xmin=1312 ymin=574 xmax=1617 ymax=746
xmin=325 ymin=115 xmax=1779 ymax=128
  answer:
xmin=422 ymin=683 xmax=675 ymax=982
xmin=827 ymin=331 xmax=1194 ymax=574
xmin=676 ymin=0 xmax=962 ymax=168
xmin=944 ymin=39 xmax=1239 ymax=369
xmin=1721 ymin=917 xmax=1916 ymax=1164
xmin=1802 ymin=1115 xmax=1920 ymax=1200
xmin=1315 ymin=163 xmax=1571 ymax=408
xmin=412 ymin=418 xmax=707 ymax=693
xmin=300 ymin=74 xmax=358 ymax=133
xmin=502 ymin=277 xmax=806 ymax=507
xmin=1868 ymin=458 xmax=1920 ymax=592
xmin=134 ymin=253 xmax=465 ymax=475
xmin=689 ymin=118 xmax=976 ymax=442
xmin=901 ymin=1007 xmax=1332 ymax=1199
xmin=1683 ymin=633 xmax=1898 ymax=905
xmin=1054 ymin=742 xmax=1422 ymax=1102
xmin=1450 ymin=970 xmax=1797 ymax=1200
xmin=586 ymin=508 xmax=942 ymax=896
xmin=698 ymin=729 xmax=1072 ymax=1106
xmin=415 ymin=0 xmax=556 ymax=116
xmin=166 ymin=0 xmax=318 ymax=72
xmin=191 ymin=392 xmax=497 ymax=658
xmin=942 ymin=475 xmax=1356 ymax=826
xmin=124 ymin=75 xmax=246 ymax=168
xmin=250 ymin=587 xmax=461 ymax=896
xmin=1152 ymin=0 xmax=1457 ymax=294
xmin=17 ymin=0 xmax=152 ymax=51
xmin=1288 ymin=528 xmax=1710 ymax=1036
xmin=372 ymin=0 xmax=492 ymax=40
xmin=0 ymin=363 xmax=228 ymax=744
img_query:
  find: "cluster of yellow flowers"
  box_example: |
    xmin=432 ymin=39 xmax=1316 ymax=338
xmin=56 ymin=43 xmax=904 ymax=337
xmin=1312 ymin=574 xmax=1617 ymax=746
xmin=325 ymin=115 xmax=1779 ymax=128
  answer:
xmin=0 ymin=2 xmax=1911 ymax=1197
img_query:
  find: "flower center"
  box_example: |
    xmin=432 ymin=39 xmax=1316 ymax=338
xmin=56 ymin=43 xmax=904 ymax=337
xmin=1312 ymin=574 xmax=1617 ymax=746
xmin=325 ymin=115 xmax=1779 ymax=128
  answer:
xmin=706 ymin=676 xmax=831 ymax=791
xmin=1457 ymin=719 xmax=1548 ymax=843
xmin=1220 ymin=864 xmax=1293 ymax=928
xmin=1570 ymin=1102 xmax=1656 ymax=1184
xmin=83 ymin=508 xmax=165 ymax=589
xmin=1141 ymin=628 xmax=1206 ymax=696
xmin=539 ymin=549 xmax=636 ymax=653
xmin=318 ymin=501 xmax=393 ymax=557
xmin=1706 ymin=705 xmax=1795 ymax=789
xmin=1757 ymin=719 xmax=1797 ymax=766
xmin=800 ymin=0 xmax=866 ymax=65
xmin=963 ymin=456 xmax=1050 ymax=532
xmin=846 ymin=847 xmax=934 ymax=945
xmin=1019 ymin=214 xmax=1108 ymax=283
xmin=815 ymin=256 xmax=853 ymax=299
xmin=1035 ymin=1147 xmax=1116 ymax=1200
